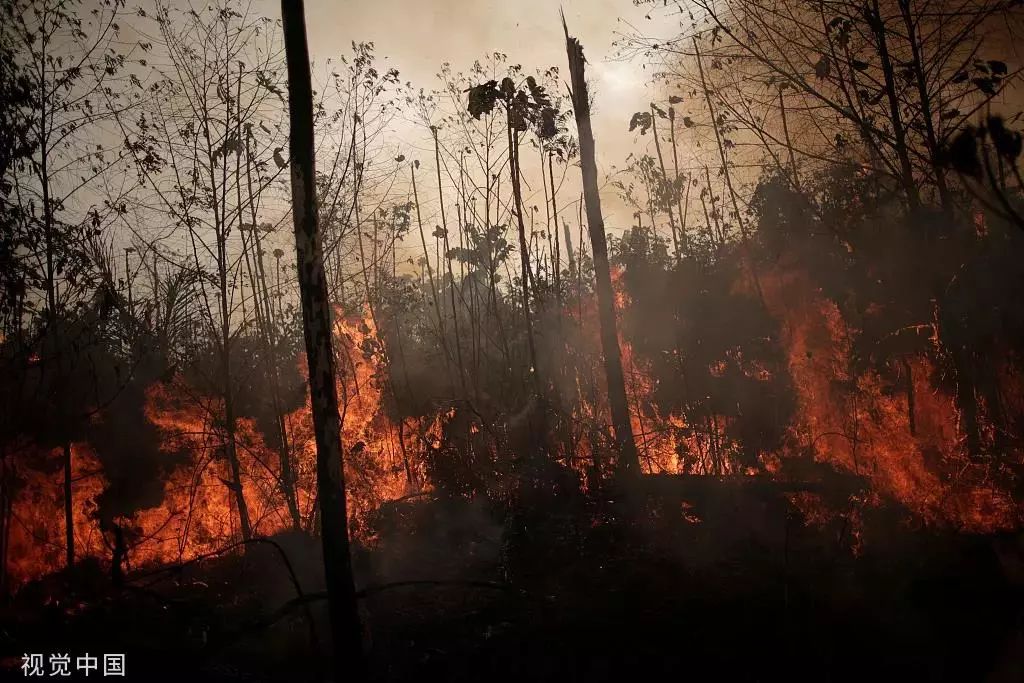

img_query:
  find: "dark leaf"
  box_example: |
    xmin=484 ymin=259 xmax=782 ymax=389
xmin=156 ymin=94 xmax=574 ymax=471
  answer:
xmin=539 ymin=108 xmax=558 ymax=139
xmin=467 ymin=80 xmax=500 ymax=119
xmin=629 ymin=111 xmax=653 ymax=135
xmin=814 ymin=56 xmax=830 ymax=79
xmin=525 ymin=75 xmax=551 ymax=108
xmin=988 ymin=116 xmax=1022 ymax=161
xmin=939 ymin=127 xmax=982 ymax=178
xmin=972 ymin=77 xmax=996 ymax=95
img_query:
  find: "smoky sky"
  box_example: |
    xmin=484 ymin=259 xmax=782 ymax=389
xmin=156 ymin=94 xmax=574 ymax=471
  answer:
xmin=296 ymin=0 xmax=679 ymax=230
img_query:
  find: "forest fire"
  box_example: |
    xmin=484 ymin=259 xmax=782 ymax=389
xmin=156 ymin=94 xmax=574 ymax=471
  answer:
xmin=3 ymin=0 xmax=1024 ymax=679
xmin=5 ymin=311 xmax=433 ymax=587
xmin=6 ymin=444 xmax=108 ymax=589
xmin=5 ymin=247 xmax=1022 ymax=585
xmin=3 ymin=224 xmax=1023 ymax=680
xmin=763 ymin=265 xmax=1020 ymax=532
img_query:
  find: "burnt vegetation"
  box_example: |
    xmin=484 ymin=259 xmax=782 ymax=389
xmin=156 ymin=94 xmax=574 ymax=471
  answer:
xmin=2 ymin=0 xmax=1024 ymax=680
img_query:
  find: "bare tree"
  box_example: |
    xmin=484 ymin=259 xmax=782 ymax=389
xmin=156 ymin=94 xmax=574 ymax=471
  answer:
xmin=2 ymin=0 xmax=143 ymax=569
xmin=623 ymin=0 xmax=1018 ymax=212
xmin=119 ymin=2 xmax=296 ymax=540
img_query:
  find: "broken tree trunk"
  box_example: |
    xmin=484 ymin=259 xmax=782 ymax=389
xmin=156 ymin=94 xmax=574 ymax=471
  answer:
xmin=563 ymin=19 xmax=640 ymax=476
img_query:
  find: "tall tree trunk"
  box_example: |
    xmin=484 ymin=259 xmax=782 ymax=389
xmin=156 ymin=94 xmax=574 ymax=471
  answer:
xmin=650 ymin=104 xmax=681 ymax=263
xmin=435 ymin=127 xmax=469 ymax=398
xmin=63 ymin=441 xmax=73 ymax=568
xmin=563 ymin=220 xmax=576 ymax=274
xmin=245 ymin=132 xmax=300 ymax=531
xmin=953 ymin=346 xmax=982 ymax=459
xmin=668 ymin=107 xmax=690 ymax=259
xmin=869 ymin=0 xmax=920 ymax=210
xmin=548 ymin=153 xmax=563 ymax=310
xmin=39 ymin=89 xmax=75 ymax=569
xmin=703 ymin=165 xmax=724 ymax=246
xmin=411 ymin=160 xmax=456 ymax=389
xmin=564 ymin=21 xmax=640 ymax=476
xmin=506 ymin=115 xmax=542 ymax=397
xmin=281 ymin=1 xmax=364 ymax=674
xmin=902 ymin=357 xmax=917 ymax=437
xmin=778 ymin=86 xmax=801 ymax=193
xmin=1 ymin=455 xmax=11 ymax=595
xmin=218 ymin=240 xmax=253 ymax=542
xmin=896 ymin=0 xmax=951 ymax=211
xmin=694 ymin=36 xmax=766 ymax=306
xmin=202 ymin=53 xmax=252 ymax=542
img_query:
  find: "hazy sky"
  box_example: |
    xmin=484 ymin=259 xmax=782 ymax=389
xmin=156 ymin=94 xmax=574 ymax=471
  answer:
xmin=297 ymin=0 xmax=679 ymax=228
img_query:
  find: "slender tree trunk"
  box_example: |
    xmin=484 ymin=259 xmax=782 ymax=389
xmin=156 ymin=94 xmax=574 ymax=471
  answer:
xmin=216 ymin=217 xmax=252 ymax=541
xmin=38 ymin=87 xmax=76 ymax=569
xmin=46 ymin=205 xmax=75 ymax=568
xmin=668 ymin=108 xmax=690 ymax=260
xmin=694 ymin=36 xmax=766 ymax=305
xmin=1 ymin=456 xmax=11 ymax=595
xmin=506 ymin=115 xmax=542 ymax=397
xmin=577 ymin=199 xmax=585 ymax=321
xmin=220 ymin=347 xmax=253 ymax=540
xmin=123 ymin=249 xmax=134 ymax=318
xmin=564 ymin=21 xmax=640 ymax=476
xmin=281 ymin=1 xmax=364 ymax=674
xmin=897 ymin=0 xmax=951 ymax=211
xmin=200 ymin=51 xmax=252 ymax=542
xmin=548 ymin=153 xmax=562 ymax=308
xmin=778 ymin=86 xmax=801 ymax=193
xmin=870 ymin=0 xmax=920 ymax=210
xmin=411 ymin=160 xmax=455 ymax=389
xmin=703 ymin=165 xmax=723 ymax=247
xmin=245 ymin=131 xmax=300 ymax=530
xmin=63 ymin=441 xmax=73 ymax=567
xmin=902 ymin=357 xmax=917 ymax=437
xmin=563 ymin=221 xmax=576 ymax=274
xmin=954 ymin=347 xmax=981 ymax=458
xmin=435 ymin=127 xmax=469 ymax=398
xmin=650 ymin=104 xmax=681 ymax=263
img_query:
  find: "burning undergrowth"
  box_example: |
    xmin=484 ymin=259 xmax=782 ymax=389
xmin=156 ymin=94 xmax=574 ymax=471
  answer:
xmin=4 ymin=181 xmax=1024 ymax=595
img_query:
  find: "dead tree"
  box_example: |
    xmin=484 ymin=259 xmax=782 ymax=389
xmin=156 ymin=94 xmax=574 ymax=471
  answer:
xmin=563 ymin=19 xmax=640 ymax=476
